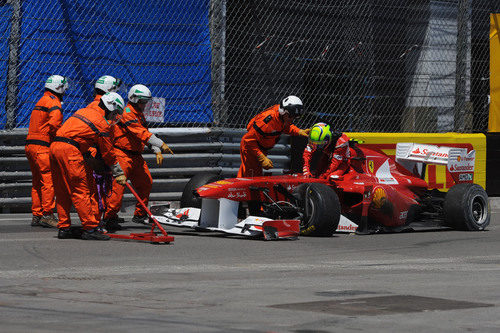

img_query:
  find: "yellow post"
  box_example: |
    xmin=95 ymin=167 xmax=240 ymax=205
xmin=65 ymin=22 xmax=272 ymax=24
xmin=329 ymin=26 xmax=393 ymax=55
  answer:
xmin=490 ymin=14 xmax=500 ymax=132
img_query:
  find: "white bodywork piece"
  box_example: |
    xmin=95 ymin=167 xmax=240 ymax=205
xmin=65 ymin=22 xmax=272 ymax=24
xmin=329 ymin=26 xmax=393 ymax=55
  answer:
xmin=152 ymin=198 xmax=285 ymax=237
xmin=395 ymin=142 xmax=475 ymax=183
xmin=151 ymin=197 xmax=358 ymax=236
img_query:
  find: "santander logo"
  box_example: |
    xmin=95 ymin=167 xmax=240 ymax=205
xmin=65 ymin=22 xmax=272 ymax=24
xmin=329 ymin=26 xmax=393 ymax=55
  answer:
xmin=337 ymin=224 xmax=357 ymax=231
xmin=451 ymin=165 xmax=474 ymax=171
xmin=411 ymin=147 xmax=448 ymax=158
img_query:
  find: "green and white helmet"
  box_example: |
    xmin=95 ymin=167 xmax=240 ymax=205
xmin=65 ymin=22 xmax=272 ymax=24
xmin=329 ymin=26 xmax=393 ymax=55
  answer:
xmin=95 ymin=75 xmax=122 ymax=93
xmin=45 ymin=75 xmax=69 ymax=94
xmin=128 ymin=84 xmax=152 ymax=103
xmin=309 ymin=122 xmax=332 ymax=148
xmin=101 ymin=92 xmax=125 ymax=114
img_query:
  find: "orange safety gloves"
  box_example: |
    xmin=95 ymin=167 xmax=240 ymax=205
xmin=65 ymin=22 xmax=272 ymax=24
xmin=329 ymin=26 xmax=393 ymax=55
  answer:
xmin=115 ymin=174 xmax=127 ymax=185
xmin=161 ymin=142 xmax=174 ymax=155
xmin=298 ymin=128 xmax=311 ymax=137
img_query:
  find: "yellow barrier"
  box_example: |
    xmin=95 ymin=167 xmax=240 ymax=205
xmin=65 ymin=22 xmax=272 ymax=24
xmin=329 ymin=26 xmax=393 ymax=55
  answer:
xmin=347 ymin=132 xmax=486 ymax=191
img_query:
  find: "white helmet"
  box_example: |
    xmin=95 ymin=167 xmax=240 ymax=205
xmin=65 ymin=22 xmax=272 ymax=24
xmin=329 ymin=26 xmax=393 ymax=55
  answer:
xmin=100 ymin=92 xmax=125 ymax=114
xmin=45 ymin=75 xmax=69 ymax=95
xmin=280 ymin=95 xmax=303 ymax=117
xmin=95 ymin=75 xmax=122 ymax=93
xmin=128 ymin=84 xmax=152 ymax=103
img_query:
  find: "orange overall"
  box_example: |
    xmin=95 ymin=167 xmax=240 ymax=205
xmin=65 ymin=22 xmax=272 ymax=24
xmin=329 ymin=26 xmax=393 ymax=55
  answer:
xmin=85 ymin=94 xmax=105 ymax=159
xmin=103 ymin=104 xmax=153 ymax=219
xmin=238 ymin=105 xmax=301 ymax=177
xmin=87 ymin=94 xmax=102 ymax=110
xmin=50 ymin=105 xmax=118 ymax=230
xmin=25 ymin=91 xmax=63 ymax=217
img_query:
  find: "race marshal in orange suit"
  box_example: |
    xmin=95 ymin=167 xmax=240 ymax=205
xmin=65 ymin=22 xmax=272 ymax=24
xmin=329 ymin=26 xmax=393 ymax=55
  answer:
xmin=102 ymin=84 xmax=173 ymax=230
xmin=237 ymin=95 xmax=310 ymax=177
xmin=84 ymin=75 xmax=123 ymax=225
xmin=87 ymin=75 xmax=122 ymax=109
xmin=25 ymin=75 xmax=68 ymax=228
xmin=50 ymin=92 xmax=127 ymax=241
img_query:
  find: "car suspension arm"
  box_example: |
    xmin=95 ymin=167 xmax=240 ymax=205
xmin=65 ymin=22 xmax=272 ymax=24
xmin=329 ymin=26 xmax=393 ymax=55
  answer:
xmin=273 ymin=184 xmax=299 ymax=206
xmin=249 ymin=186 xmax=286 ymax=214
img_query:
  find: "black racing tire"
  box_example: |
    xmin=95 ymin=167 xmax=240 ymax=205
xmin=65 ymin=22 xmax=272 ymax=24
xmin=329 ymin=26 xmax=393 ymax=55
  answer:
xmin=180 ymin=173 xmax=221 ymax=208
xmin=293 ymin=183 xmax=341 ymax=237
xmin=443 ymin=183 xmax=490 ymax=231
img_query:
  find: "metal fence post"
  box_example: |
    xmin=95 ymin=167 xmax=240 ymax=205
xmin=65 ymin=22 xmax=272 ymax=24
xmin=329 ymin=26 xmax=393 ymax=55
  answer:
xmin=5 ymin=0 xmax=21 ymax=130
xmin=454 ymin=0 xmax=470 ymax=132
xmin=210 ymin=0 xmax=227 ymax=127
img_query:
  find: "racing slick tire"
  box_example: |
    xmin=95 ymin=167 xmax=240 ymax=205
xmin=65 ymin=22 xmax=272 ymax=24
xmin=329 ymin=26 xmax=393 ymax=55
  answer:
xmin=443 ymin=183 xmax=490 ymax=231
xmin=180 ymin=173 xmax=221 ymax=208
xmin=293 ymin=183 xmax=341 ymax=237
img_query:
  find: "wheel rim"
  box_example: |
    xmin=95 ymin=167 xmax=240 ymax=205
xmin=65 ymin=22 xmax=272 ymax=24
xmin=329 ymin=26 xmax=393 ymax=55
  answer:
xmin=305 ymin=196 xmax=316 ymax=226
xmin=471 ymin=195 xmax=487 ymax=225
xmin=301 ymin=187 xmax=316 ymax=229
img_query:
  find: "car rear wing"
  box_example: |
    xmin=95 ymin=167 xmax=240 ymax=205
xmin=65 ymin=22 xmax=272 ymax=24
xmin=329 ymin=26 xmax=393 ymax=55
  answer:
xmin=395 ymin=143 xmax=475 ymax=184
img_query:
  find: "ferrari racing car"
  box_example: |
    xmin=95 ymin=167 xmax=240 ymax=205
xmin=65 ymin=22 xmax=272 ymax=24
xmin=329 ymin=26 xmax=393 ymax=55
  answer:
xmin=150 ymin=141 xmax=490 ymax=238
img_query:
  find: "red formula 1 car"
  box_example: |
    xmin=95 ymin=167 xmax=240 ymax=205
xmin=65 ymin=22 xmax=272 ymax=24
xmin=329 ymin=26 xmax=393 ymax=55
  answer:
xmin=151 ymin=141 xmax=490 ymax=238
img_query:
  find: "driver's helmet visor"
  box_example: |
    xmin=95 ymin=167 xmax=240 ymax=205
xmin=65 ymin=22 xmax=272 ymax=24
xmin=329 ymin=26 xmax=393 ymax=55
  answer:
xmin=310 ymin=142 xmax=329 ymax=149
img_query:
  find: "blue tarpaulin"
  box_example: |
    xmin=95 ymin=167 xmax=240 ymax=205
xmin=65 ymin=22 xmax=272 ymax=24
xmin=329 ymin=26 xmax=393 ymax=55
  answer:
xmin=0 ymin=5 xmax=12 ymax=128
xmin=1 ymin=0 xmax=212 ymax=128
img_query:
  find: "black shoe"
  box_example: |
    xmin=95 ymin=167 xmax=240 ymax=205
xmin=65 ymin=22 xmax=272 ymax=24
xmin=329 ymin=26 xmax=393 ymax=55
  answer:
xmin=104 ymin=215 xmax=125 ymax=224
xmin=57 ymin=228 xmax=73 ymax=239
xmin=132 ymin=214 xmax=149 ymax=225
xmin=39 ymin=214 xmax=58 ymax=228
xmin=31 ymin=215 xmax=42 ymax=227
xmin=81 ymin=228 xmax=111 ymax=241
xmin=103 ymin=218 xmax=123 ymax=232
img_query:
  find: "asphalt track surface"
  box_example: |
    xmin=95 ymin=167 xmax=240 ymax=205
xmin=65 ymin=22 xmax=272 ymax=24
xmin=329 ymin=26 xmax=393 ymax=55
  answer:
xmin=1 ymin=208 xmax=499 ymax=332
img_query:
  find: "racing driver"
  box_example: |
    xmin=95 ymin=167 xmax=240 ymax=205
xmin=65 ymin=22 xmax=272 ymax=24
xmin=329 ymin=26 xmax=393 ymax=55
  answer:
xmin=302 ymin=122 xmax=351 ymax=180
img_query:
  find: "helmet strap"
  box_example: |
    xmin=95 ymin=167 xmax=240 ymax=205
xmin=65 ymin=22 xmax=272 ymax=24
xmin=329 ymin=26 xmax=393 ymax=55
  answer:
xmin=98 ymin=99 xmax=111 ymax=117
xmin=45 ymin=88 xmax=63 ymax=101
xmin=94 ymin=88 xmax=106 ymax=96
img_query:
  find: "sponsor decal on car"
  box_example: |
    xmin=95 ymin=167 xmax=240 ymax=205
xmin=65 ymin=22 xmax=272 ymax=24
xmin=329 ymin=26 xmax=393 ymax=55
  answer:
xmin=448 ymin=150 xmax=475 ymax=173
xmin=449 ymin=164 xmax=474 ymax=172
xmin=337 ymin=224 xmax=357 ymax=232
xmin=203 ymin=184 xmax=220 ymax=189
xmin=227 ymin=191 xmax=247 ymax=199
xmin=411 ymin=146 xmax=449 ymax=159
xmin=459 ymin=173 xmax=473 ymax=181
xmin=368 ymin=160 xmax=375 ymax=173
xmin=375 ymin=160 xmax=398 ymax=185
xmin=216 ymin=180 xmax=233 ymax=185
xmin=176 ymin=209 xmax=190 ymax=219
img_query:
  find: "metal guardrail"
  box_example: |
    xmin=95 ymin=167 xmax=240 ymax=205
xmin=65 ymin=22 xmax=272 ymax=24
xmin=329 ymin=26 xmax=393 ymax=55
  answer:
xmin=0 ymin=128 xmax=292 ymax=212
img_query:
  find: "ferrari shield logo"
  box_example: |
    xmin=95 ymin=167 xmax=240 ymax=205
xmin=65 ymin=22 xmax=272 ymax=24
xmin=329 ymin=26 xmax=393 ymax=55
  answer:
xmin=368 ymin=160 xmax=374 ymax=173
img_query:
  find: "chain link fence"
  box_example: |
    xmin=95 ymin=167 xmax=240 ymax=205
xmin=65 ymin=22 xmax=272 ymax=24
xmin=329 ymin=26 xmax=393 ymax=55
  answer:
xmin=0 ymin=0 xmax=497 ymax=132
xmin=220 ymin=0 xmax=495 ymax=132
xmin=0 ymin=0 xmax=213 ymax=129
